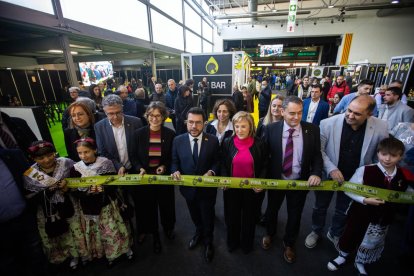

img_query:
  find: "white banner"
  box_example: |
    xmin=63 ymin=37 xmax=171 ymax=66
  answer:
xmin=287 ymin=0 xmax=298 ymax=33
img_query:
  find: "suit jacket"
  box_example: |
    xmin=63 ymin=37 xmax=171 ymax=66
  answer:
xmin=302 ymin=98 xmax=329 ymax=126
xmin=1 ymin=112 xmax=37 ymax=151
xmin=94 ymin=115 xmax=142 ymax=172
xmin=134 ymin=126 xmax=175 ymax=173
xmin=320 ymin=113 xmax=389 ymax=179
xmin=171 ymin=132 xmax=220 ymax=200
xmin=264 ymin=120 xmax=323 ymax=180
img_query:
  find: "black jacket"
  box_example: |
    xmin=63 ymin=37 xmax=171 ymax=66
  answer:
xmin=205 ymin=122 xmax=233 ymax=144
xmin=220 ymin=136 xmax=268 ymax=179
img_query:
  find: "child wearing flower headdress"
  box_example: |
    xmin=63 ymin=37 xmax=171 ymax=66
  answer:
xmin=24 ymin=140 xmax=84 ymax=269
xmin=70 ymin=137 xmax=133 ymax=266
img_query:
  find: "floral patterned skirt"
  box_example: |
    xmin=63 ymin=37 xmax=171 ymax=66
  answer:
xmin=79 ymin=200 xmax=132 ymax=261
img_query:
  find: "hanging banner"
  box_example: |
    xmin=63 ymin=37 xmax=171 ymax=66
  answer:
xmin=396 ymin=55 xmax=414 ymax=92
xmin=385 ymin=57 xmax=402 ymax=85
xmin=65 ymin=174 xmax=414 ymax=204
xmin=287 ymin=0 xmax=298 ymax=33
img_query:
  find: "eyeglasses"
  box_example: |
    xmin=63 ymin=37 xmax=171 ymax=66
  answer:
xmin=187 ymin=120 xmax=204 ymax=126
xmin=148 ymin=114 xmax=162 ymax=119
xmin=105 ymin=111 xmax=123 ymax=117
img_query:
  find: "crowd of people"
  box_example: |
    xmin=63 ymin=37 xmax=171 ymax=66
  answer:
xmin=1 ymin=73 xmax=414 ymax=276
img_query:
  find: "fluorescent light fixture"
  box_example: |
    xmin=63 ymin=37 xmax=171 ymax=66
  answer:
xmin=294 ymin=63 xmax=310 ymax=66
xmin=311 ymin=63 xmax=318 ymax=66
xmin=48 ymin=49 xmax=78 ymax=55
xmin=274 ymin=63 xmax=290 ymax=66
xmin=328 ymin=5 xmax=334 ymax=8
xmin=257 ymin=63 xmax=272 ymax=66
xmin=391 ymin=0 xmax=399 ymax=4
xmin=251 ymin=64 xmax=256 ymax=66
xmin=6 ymin=67 xmax=11 ymax=70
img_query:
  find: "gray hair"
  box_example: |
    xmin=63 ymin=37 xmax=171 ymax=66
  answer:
xmin=282 ymin=95 xmax=303 ymax=109
xmin=69 ymin=87 xmax=80 ymax=93
xmin=102 ymin=94 xmax=123 ymax=108
xmin=75 ymin=97 xmax=96 ymax=113
xmin=117 ymin=85 xmax=128 ymax=92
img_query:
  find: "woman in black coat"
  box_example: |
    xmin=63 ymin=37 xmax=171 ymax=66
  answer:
xmin=134 ymin=101 xmax=176 ymax=254
xmin=64 ymin=101 xmax=96 ymax=161
xmin=174 ymin=85 xmax=193 ymax=135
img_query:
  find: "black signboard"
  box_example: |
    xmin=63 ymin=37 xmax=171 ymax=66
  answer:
xmin=396 ymin=56 xmax=413 ymax=91
xmin=385 ymin=57 xmax=402 ymax=85
xmin=366 ymin=65 xmax=377 ymax=81
xmin=193 ymin=75 xmax=233 ymax=95
xmin=192 ymin=54 xmax=233 ymax=76
xmin=374 ymin=65 xmax=386 ymax=88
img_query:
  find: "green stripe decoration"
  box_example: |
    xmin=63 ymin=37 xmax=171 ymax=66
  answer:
xmin=65 ymin=175 xmax=414 ymax=204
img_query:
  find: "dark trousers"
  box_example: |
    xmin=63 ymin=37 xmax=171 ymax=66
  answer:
xmin=338 ymin=203 xmax=372 ymax=253
xmin=185 ymin=192 xmax=217 ymax=245
xmin=0 ymin=211 xmax=49 ymax=276
xmin=224 ymin=189 xmax=264 ymax=251
xmin=136 ymin=185 xmax=176 ymax=234
xmin=265 ymin=190 xmax=309 ymax=246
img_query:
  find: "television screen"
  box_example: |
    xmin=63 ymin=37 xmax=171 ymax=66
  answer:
xmin=79 ymin=61 xmax=113 ymax=86
xmin=260 ymin=44 xmax=283 ymax=57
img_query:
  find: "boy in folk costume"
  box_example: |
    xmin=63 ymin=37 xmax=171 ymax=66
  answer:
xmin=327 ymin=137 xmax=414 ymax=275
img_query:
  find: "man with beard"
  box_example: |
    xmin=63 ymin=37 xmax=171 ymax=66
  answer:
xmin=327 ymin=75 xmax=350 ymax=104
xmin=294 ymin=76 xmax=311 ymax=99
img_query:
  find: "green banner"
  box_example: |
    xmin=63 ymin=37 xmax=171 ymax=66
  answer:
xmin=65 ymin=175 xmax=414 ymax=204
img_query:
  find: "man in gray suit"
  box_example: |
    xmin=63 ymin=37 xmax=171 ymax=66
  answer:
xmin=378 ymin=86 xmax=414 ymax=132
xmin=305 ymin=95 xmax=389 ymax=249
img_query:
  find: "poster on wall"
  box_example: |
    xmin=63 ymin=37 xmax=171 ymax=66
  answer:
xmin=311 ymin=67 xmax=324 ymax=78
xmin=366 ymin=65 xmax=377 ymax=81
xmin=396 ymin=56 xmax=414 ymax=91
xmin=385 ymin=57 xmax=402 ymax=85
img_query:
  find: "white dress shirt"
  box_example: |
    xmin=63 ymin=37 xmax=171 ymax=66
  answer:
xmin=306 ymin=99 xmax=320 ymax=123
xmin=188 ymin=133 xmax=202 ymax=156
xmin=110 ymin=118 xmax=131 ymax=169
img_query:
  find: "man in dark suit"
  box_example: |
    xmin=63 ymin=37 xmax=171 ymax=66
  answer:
xmin=171 ymin=107 xmax=220 ymax=263
xmin=262 ymin=96 xmax=323 ymax=264
xmin=301 ymin=84 xmax=329 ymax=126
xmin=94 ymin=94 xmax=143 ymax=243
xmin=0 ymin=111 xmax=37 ymax=151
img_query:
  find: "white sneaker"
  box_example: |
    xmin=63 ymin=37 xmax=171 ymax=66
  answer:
xmin=327 ymin=231 xmax=340 ymax=251
xmin=305 ymin=231 xmax=320 ymax=248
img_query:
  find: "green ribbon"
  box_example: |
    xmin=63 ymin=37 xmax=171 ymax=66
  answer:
xmin=65 ymin=174 xmax=414 ymax=204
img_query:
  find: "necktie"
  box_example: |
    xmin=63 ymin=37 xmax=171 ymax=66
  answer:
xmin=193 ymin=138 xmax=199 ymax=165
xmin=0 ymin=125 xmax=17 ymax=148
xmin=282 ymin=128 xmax=295 ymax=177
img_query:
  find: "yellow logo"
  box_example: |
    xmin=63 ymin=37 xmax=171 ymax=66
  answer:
xmin=205 ymin=56 xmax=219 ymax=74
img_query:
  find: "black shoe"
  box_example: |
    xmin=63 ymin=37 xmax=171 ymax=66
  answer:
xmin=204 ymin=244 xmax=214 ymax=263
xmin=153 ymin=234 xmax=162 ymax=254
xmin=188 ymin=234 xmax=201 ymax=249
xmin=165 ymin=229 xmax=176 ymax=240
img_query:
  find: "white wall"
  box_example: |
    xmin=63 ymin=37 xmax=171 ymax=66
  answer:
xmin=214 ymin=10 xmax=414 ymax=65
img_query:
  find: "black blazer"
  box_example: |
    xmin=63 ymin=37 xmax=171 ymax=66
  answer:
xmin=220 ymin=136 xmax=267 ymax=179
xmin=263 ymin=120 xmax=323 ymax=180
xmin=134 ymin=126 xmax=176 ymax=173
xmin=171 ymin=132 xmax=220 ymax=200
xmin=63 ymin=127 xmax=96 ymax=161
xmin=205 ymin=122 xmax=233 ymax=144
xmin=1 ymin=112 xmax=37 ymax=152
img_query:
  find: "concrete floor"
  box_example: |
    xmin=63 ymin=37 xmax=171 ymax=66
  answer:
xmin=56 ymin=188 xmax=411 ymax=276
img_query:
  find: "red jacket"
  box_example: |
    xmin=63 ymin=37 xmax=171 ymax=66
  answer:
xmin=327 ymin=81 xmax=350 ymax=103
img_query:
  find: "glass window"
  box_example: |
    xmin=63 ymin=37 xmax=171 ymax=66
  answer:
xmin=202 ymin=20 xmax=213 ymax=43
xmin=203 ymin=40 xmax=213 ymax=53
xmin=184 ymin=2 xmax=201 ymax=35
xmin=150 ymin=0 xmax=182 ymax=23
xmin=1 ymin=0 xmax=54 ymax=14
xmin=60 ymin=0 xmax=149 ymax=41
xmin=185 ymin=31 xmax=201 ymax=53
xmin=152 ymin=9 xmax=184 ymax=51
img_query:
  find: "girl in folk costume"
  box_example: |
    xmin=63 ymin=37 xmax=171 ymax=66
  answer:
xmin=327 ymin=137 xmax=414 ymax=275
xmin=24 ymin=141 xmax=85 ymax=269
xmin=70 ymin=138 xmax=133 ymax=266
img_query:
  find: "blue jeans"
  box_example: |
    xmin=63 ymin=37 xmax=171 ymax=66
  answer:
xmin=311 ymin=191 xmax=352 ymax=238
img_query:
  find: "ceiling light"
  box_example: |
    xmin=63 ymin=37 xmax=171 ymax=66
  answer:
xmin=328 ymin=5 xmax=334 ymax=8
xmin=48 ymin=49 xmax=63 ymax=53
xmin=257 ymin=63 xmax=272 ymax=66
xmin=70 ymin=51 xmax=78 ymax=55
xmin=272 ymin=9 xmax=277 ymax=12
xmin=391 ymin=0 xmax=400 ymax=4
xmin=6 ymin=67 xmax=11 ymax=70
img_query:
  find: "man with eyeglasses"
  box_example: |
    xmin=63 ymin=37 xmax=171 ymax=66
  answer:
xmin=94 ymin=94 xmax=143 ymax=236
xmin=171 ymin=107 xmax=219 ymax=263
